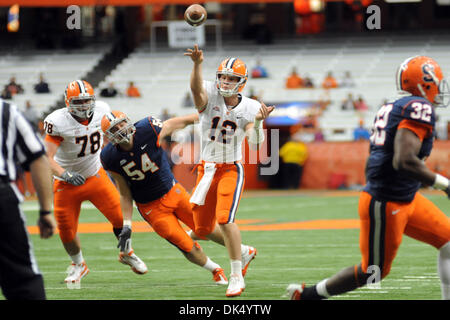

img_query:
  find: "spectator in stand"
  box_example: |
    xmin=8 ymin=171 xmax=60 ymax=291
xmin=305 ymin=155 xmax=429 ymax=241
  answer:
xmin=34 ymin=73 xmax=51 ymax=93
xmin=5 ymin=76 xmax=24 ymax=96
xmin=285 ymin=67 xmax=303 ymax=89
xmin=1 ymin=88 xmax=12 ymax=100
xmin=182 ymin=91 xmax=194 ymax=107
xmin=341 ymin=93 xmax=356 ymax=110
xmin=340 ymin=71 xmax=355 ymax=88
xmin=314 ymin=128 xmax=324 ymax=142
xmin=23 ymin=100 xmax=40 ymax=132
xmin=126 ymin=81 xmax=141 ymax=97
xmin=317 ymin=91 xmax=331 ymax=112
xmin=303 ymin=114 xmax=317 ymax=129
xmin=353 ymin=119 xmax=371 ymax=141
xmin=100 ymin=82 xmax=119 ymax=98
xmin=160 ymin=108 xmax=171 ymax=121
xmin=303 ymin=74 xmax=314 ymax=88
xmin=251 ymin=59 xmax=268 ymax=79
xmin=321 ymin=71 xmax=338 ymax=89
xmin=248 ymin=86 xmax=263 ymax=101
xmin=354 ymin=95 xmax=369 ymax=112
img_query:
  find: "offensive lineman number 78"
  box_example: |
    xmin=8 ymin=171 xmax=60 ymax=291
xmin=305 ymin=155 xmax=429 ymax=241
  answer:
xmin=43 ymin=121 xmax=101 ymax=158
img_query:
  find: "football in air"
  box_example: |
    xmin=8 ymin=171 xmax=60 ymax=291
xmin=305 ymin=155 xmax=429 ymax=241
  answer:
xmin=184 ymin=4 xmax=207 ymax=27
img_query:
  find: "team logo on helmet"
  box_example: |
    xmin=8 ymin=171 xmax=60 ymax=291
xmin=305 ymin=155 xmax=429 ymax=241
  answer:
xmin=422 ymin=64 xmax=436 ymax=83
xmin=396 ymin=56 xmax=449 ymax=107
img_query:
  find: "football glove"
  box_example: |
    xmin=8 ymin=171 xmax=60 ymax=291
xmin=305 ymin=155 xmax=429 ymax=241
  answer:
xmin=61 ymin=170 xmax=86 ymax=186
xmin=117 ymin=225 xmax=132 ymax=253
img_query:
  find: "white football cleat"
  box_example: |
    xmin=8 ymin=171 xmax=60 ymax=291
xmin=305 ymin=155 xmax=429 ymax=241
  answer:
xmin=212 ymin=268 xmax=228 ymax=285
xmin=242 ymin=246 xmax=257 ymax=277
xmin=119 ymin=250 xmax=148 ymax=275
xmin=286 ymin=283 xmax=304 ymax=300
xmin=64 ymin=261 xmax=89 ymax=283
xmin=226 ymin=274 xmax=245 ymax=297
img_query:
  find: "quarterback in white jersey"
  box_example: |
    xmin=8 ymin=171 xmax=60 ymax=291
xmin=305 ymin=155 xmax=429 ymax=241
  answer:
xmin=199 ymin=80 xmax=261 ymax=163
xmin=185 ymin=46 xmax=274 ymax=297
xmin=43 ymin=80 xmax=147 ymax=284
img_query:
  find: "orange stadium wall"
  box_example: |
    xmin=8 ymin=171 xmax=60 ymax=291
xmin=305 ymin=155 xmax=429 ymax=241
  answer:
xmin=173 ymin=140 xmax=450 ymax=191
xmin=293 ymin=140 xmax=450 ymax=189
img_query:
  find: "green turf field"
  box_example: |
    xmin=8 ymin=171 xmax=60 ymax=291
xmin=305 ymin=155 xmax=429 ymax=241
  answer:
xmin=7 ymin=191 xmax=450 ymax=300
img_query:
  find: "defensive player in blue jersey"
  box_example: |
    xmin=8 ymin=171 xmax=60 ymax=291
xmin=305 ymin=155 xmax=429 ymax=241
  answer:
xmin=287 ymin=56 xmax=450 ymax=300
xmin=100 ymin=110 xmax=255 ymax=286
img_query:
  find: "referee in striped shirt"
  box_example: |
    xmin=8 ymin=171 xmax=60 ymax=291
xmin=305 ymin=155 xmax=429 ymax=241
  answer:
xmin=0 ymin=98 xmax=55 ymax=300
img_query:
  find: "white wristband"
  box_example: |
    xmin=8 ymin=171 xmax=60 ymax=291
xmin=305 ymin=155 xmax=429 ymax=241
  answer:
xmin=248 ymin=123 xmax=265 ymax=145
xmin=123 ymin=219 xmax=132 ymax=227
xmin=254 ymin=119 xmax=263 ymax=129
xmin=433 ymin=174 xmax=449 ymax=190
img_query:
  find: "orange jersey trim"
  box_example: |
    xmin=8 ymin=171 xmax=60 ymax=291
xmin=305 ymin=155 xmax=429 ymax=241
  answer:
xmin=398 ymin=119 xmax=432 ymax=141
xmin=156 ymin=135 xmax=161 ymax=148
xmin=44 ymin=134 xmax=64 ymax=146
xmin=147 ymin=117 xmax=162 ymax=148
